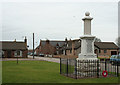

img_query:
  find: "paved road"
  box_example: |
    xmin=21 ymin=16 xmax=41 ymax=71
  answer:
xmin=1 ymin=56 xmax=60 ymax=63
xmin=28 ymin=56 xmax=60 ymax=63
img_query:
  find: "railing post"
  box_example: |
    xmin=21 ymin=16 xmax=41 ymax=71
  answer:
xmin=60 ymin=58 xmax=61 ymax=74
xmin=97 ymin=59 xmax=99 ymax=78
xmin=117 ymin=61 xmax=119 ymax=77
xmin=75 ymin=59 xmax=77 ymax=79
xmin=115 ymin=60 xmax=116 ymax=76
xmin=66 ymin=58 xmax=68 ymax=77
xmin=105 ymin=59 xmax=107 ymax=71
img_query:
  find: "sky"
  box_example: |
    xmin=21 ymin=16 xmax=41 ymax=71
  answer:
xmin=1 ymin=0 xmax=119 ymax=49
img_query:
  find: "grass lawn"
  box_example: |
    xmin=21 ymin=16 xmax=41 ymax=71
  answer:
xmin=2 ymin=60 xmax=120 ymax=83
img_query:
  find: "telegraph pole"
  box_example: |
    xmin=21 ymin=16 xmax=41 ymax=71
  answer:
xmin=33 ymin=33 xmax=34 ymax=59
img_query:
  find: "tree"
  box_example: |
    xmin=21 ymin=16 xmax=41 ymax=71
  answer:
xmin=116 ymin=37 xmax=120 ymax=48
xmin=94 ymin=37 xmax=101 ymax=42
xmin=116 ymin=37 xmax=120 ymax=54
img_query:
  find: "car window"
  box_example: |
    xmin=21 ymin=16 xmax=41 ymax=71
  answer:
xmin=116 ymin=55 xmax=119 ymax=58
xmin=115 ymin=55 xmax=120 ymax=59
xmin=112 ymin=55 xmax=116 ymax=58
xmin=115 ymin=55 xmax=117 ymax=58
xmin=118 ymin=56 xmax=120 ymax=59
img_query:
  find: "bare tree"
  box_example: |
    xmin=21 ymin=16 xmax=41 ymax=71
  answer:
xmin=95 ymin=37 xmax=101 ymax=42
xmin=116 ymin=37 xmax=120 ymax=48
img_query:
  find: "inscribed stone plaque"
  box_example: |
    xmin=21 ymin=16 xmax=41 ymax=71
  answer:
xmin=86 ymin=39 xmax=92 ymax=53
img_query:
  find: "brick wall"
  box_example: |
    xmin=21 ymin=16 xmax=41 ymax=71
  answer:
xmin=38 ymin=42 xmax=56 ymax=55
xmin=35 ymin=48 xmax=39 ymax=55
xmin=11 ymin=51 xmax=14 ymax=58
xmin=3 ymin=50 xmax=28 ymax=58
xmin=99 ymin=49 xmax=118 ymax=56
xmin=22 ymin=50 xmax=28 ymax=58
xmin=42 ymin=44 xmax=56 ymax=54
xmin=66 ymin=47 xmax=118 ymax=57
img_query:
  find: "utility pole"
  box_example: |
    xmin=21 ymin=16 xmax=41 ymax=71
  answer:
xmin=33 ymin=33 xmax=34 ymax=59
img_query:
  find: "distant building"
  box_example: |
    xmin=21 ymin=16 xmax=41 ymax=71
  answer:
xmin=1 ymin=37 xmax=28 ymax=58
xmin=34 ymin=38 xmax=119 ymax=57
xmin=94 ymin=42 xmax=119 ymax=56
xmin=35 ymin=39 xmax=66 ymax=55
xmin=62 ymin=39 xmax=119 ymax=57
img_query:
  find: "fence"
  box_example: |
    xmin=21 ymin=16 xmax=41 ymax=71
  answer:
xmin=60 ymin=58 xmax=120 ymax=79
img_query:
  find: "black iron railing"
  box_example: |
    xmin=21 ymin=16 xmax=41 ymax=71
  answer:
xmin=60 ymin=58 xmax=119 ymax=79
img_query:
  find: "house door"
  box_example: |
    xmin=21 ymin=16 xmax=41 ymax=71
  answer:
xmin=7 ymin=51 xmax=11 ymax=58
xmin=111 ymin=51 xmax=117 ymax=56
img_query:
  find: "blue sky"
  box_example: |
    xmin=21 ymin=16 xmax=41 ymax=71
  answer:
xmin=1 ymin=0 xmax=118 ymax=49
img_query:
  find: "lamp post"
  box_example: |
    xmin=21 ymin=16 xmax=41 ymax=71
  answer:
xmin=64 ymin=42 xmax=67 ymax=55
xmin=33 ymin=33 xmax=34 ymax=59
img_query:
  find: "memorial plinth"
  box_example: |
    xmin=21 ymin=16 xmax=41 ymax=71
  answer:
xmin=78 ymin=35 xmax=97 ymax=60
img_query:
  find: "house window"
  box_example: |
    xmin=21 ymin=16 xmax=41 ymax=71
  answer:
xmin=15 ymin=50 xmax=22 ymax=57
xmin=104 ymin=50 xmax=107 ymax=53
xmin=1 ymin=50 xmax=4 ymax=57
xmin=2 ymin=51 xmax=4 ymax=55
xmin=17 ymin=51 xmax=20 ymax=55
xmin=67 ymin=44 xmax=68 ymax=47
xmin=111 ymin=51 xmax=117 ymax=55
xmin=70 ymin=50 xmax=72 ymax=53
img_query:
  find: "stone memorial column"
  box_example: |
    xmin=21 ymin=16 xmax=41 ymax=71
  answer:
xmin=78 ymin=12 xmax=97 ymax=60
xmin=76 ymin=12 xmax=98 ymax=78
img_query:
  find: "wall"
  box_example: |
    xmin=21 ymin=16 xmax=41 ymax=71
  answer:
xmin=66 ymin=46 xmax=118 ymax=57
xmin=35 ymin=48 xmax=39 ymax=55
xmin=22 ymin=50 xmax=28 ymax=58
xmin=3 ymin=50 xmax=28 ymax=58
xmin=39 ymin=43 xmax=56 ymax=55
xmin=11 ymin=51 xmax=14 ymax=58
xmin=99 ymin=49 xmax=118 ymax=56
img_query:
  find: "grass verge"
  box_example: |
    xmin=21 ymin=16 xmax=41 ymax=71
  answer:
xmin=2 ymin=60 xmax=119 ymax=83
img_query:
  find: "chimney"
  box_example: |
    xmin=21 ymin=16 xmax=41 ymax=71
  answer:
xmin=65 ymin=37 xmax=67 ymax=42
xmin=14 ymin=39 xmax=16 ymax=42
xmin=46 ymin=39 xmax=49 ymax=44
